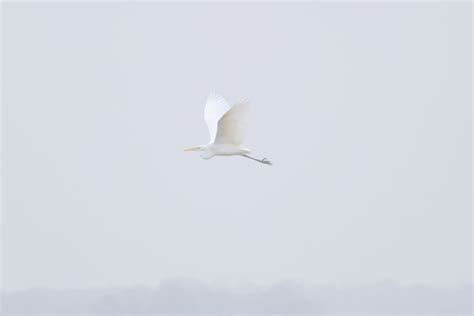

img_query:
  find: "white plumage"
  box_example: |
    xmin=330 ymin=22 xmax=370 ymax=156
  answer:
xmin=184 ymin=93 xmax=271 ymax=165
xmin=204 ymin=92 xmax=232 ymax=143
xmin=214 ymin=97 xmax=249 ymax=145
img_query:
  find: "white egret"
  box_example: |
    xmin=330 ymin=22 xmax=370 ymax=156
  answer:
xmin=184 ymin=93 xmax=272 ymax=165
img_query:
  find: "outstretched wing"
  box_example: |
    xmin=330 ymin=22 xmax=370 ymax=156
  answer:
xmin=214 ymin=98 xmax=250 ymax=145
xmin=204 ymin=92 xmax=232 ymax=143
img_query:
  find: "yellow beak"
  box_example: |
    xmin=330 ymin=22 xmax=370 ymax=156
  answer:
xmin=184 ymin=146 xmax=200 ymax=152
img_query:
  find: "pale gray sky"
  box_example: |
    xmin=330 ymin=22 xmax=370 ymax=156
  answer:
xmin=2 ymin=2 xmax=471 ymax=291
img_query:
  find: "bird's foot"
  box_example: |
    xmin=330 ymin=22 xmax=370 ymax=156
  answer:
xmin=241 ymin=154 xmax=272 ymax=166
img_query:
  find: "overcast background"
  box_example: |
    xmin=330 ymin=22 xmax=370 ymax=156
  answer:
xmin=1 ymin=1 xmax=471 ymax=299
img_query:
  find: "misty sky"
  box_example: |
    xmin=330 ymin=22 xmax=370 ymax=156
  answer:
xmin=2 ymin=3 xmax=471 ymax=291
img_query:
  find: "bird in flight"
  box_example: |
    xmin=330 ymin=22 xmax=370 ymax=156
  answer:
xmin=184 ymin=93 xmax=272 ymax=165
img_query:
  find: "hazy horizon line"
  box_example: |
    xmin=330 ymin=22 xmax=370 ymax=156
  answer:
xmin=2 ymin=278 xmax=473 ymax=293
xmin=2 ymin=278 xmax=472 ymax=315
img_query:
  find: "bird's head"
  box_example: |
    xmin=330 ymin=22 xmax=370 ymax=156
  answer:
xmin=183 ymin=145 xmax=205 ymax=152
xmin=184 ymin=145 xmax=214 ymax=160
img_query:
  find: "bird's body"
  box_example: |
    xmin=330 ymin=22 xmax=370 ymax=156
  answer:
xmin=185 ymin=93 xmax=271 ymax=165
xmin=199 ymin=144 xmax=251 ymax=160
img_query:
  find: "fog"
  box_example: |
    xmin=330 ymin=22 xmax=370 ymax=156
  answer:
xmin=2 ymin=279 xmax=472 ymax=315
xmin=1 ymin=1 xmax=472 ymax=314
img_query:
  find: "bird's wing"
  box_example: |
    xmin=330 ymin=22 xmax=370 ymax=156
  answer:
xmin=204 ymin=92 xmax=232 ymax=143
xmin=214 ymin=98 xmax=250 ymax=145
